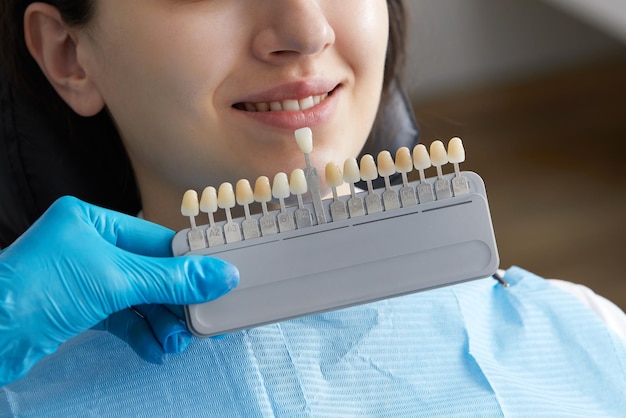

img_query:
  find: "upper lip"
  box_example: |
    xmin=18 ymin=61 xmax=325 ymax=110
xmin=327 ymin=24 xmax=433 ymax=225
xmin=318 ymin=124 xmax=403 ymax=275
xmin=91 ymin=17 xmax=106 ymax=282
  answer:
xmin=233 ymin=79 xmax=340 ymax=105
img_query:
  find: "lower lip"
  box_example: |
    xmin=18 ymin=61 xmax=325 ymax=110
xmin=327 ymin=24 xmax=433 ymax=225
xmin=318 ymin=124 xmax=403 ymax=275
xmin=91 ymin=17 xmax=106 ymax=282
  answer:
xmin=232 ymin=87 xmax=340 ymax=131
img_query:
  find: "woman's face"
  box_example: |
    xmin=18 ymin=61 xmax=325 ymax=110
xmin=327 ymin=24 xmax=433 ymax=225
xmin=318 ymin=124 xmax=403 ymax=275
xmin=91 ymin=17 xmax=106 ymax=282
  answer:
xmin=77 ymin=0 xmax=389 ymax=227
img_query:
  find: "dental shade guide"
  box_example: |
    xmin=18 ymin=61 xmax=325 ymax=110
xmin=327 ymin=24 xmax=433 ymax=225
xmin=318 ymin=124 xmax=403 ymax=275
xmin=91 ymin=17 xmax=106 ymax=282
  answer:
xmin=173 ymin=132 xmax=499 ymax=337
xmin=200 ymin=186 xmax=225 ymax=247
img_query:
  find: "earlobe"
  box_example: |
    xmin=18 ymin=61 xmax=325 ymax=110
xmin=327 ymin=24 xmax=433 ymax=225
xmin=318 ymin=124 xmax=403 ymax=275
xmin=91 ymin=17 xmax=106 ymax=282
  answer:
xmin=24 ymin=3 xmax=104 ymax=116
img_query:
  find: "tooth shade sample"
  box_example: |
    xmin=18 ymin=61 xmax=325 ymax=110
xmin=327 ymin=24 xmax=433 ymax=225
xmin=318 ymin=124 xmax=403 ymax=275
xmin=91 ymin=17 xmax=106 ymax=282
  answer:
xmin=272 ymin=172 xmax=290 ymax=199
xmin=343 ymin=157 xmax=361 ymax=184
xmin=359 ymin=154 xmax=378 ymax=182
xmin=181 ymin=190 xmax=200 ymax=217
xmin=236 ymin=179 xmax=255 ymax=206
xmin=395 ymin=147 xmax=413 ymax=173
xmin=254 ymin=176 xmax=272 ymax=203
xmin=325 ymin=162 xmax=344 ymax=189
xmin=447 ymin=137 xmax=466 ymax=164
xmin=217 ymin=182 xmax=236 ymax=209
xmin=200 ymin=186 xmax=219 ymax=213
xmin=294 ymin=127 xmax=313 ymax=154
xmin=289 ymin=169 xmax=308 ymax=195
xmin=429 ymin=140 xmax=449 ymax=167
xmin=377 ymin=150 xmax=396 ymax=177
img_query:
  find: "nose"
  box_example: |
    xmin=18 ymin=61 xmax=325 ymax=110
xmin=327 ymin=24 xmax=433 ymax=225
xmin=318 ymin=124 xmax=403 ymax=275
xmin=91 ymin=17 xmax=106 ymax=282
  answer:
xmin=252 ymin=1 xmax=336 ymax=62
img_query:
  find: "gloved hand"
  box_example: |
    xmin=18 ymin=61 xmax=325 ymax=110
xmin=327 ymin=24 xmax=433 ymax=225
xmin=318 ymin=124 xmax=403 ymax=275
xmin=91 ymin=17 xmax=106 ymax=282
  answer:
xmin=0 ymin=196 xmax=239 ymax=386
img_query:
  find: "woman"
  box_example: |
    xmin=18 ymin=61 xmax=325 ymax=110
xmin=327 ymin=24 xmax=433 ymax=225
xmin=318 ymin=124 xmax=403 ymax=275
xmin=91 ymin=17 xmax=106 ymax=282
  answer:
xmin=1 ymin=1 xmax=625 ymax=415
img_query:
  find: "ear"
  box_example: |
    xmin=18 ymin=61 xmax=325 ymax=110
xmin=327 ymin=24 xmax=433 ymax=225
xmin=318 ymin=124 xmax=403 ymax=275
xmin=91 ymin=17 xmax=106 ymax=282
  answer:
xmin=24 ymin=2 xmax=104 ymax=116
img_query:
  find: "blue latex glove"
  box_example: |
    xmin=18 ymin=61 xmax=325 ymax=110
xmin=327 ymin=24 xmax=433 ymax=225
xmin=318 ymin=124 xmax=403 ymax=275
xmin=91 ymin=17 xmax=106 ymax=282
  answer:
xmin=0 ymin=196 xmax=239 ymax=386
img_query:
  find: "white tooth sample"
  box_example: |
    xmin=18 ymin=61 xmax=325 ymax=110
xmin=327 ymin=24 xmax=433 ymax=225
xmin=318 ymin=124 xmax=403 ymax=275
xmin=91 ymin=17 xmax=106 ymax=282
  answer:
xmin=299 ymin=96 xmax=315 ymax=110
xmin=360 ymin=154 xmax=378 ymax=182
xmin=270 ymin=101 xmax=282 ymax=111
xmin=413 ymin=144 xmax=434 ymax=203
xmin=429 ymin=140 xmax=452 ymax=200
xmin=377 ymin=150 xmax=400 ymax=211
xmin=289 ymin=168 xmax=308 ymax=196
xmin=447 ymin=137 xmax=465 ymax=165
xmin=343 ymin=157 xmax=365 ymax=218
xmin=413 ymin=144 xmax=431 ymax=180
xmin=377 ymin=150 xmax=396 ymax=185
xmin=360 ymin=154 xmax=382 ymax=214
xmin=254 ymin=176 xmax=278 ymax=236
xmin=181 ymin=189 xmax=206 ymax=250
xmin=429 ymin=140 xmax=448 ymax=178
xmin=294 ymin=127 xmax=313 ymax=154
xmin=218 ymin=182 xmax=242 ymax=243
xmin=395 ymin=146 xmax=413 ymax=186
xmin=236 ymin=179 xmax=260 ymax=239
xmin=272 ymin=172 xmax=295 ymax=232
xmin=395 ymin=147 xmax=418 ymax=207
xmin=290 ymin=168 xmax=312 ymax=228
xmin=283 ymin=99 xmax=300 ymax=111
xmin=181 ymin=189 xmax=200 ymax=219
xmin=294 ymin=127 xmax=326 ymax=224
xmin=447 ymin=137 xmax=469 ymax=196
xmin=343 ymin=157 xmax=361 ymax=184
xmin=326 ymin=161 xmax=348 ymax=221
xmin=200 ymin=186 xmax=225 ymax=247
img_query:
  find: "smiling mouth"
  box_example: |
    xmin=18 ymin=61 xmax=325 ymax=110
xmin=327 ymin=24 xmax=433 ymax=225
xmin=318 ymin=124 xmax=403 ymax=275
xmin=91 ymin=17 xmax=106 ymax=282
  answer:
xmin=233 ymin=88 xmax=336 ymax=112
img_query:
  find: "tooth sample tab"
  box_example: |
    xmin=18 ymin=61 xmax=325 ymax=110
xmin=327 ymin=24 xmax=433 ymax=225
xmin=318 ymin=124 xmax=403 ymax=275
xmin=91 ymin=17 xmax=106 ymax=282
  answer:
xmin=413 ymin=144 xmax=435 ymax=203
xmin=377 ymin=150 xmax=400 ymax=211
xmin=272 ymin=172 xmax=295 ymax=233
xmin=325 ymin=162 xmax=348 ymax=221
xmin=430 ymin=140 xmax=452 ymax=200
xmin=290 ymin=168 xmax=313 ymax=228
xmin=343 ymin=157 xmax=366 ymax=218
xmin=218 ymin=182 xmax=242 ymax=243
xmin=360 ymin=154 xmax=383 ymax=214
xmin=200 ymin=186 xmax=225 ymax=247
xmin=236 ymin=179 xmax=261 ymax=240
xmin=447 ymin=137 xmax=469 ymax=196
xmin=294 ymin=127 xmax=327 ymax=224
xmin=181 ymin=190 xmax=206 ymax=251
xmin=254 ymin=176 xmax=278 ymax=236
xmin=395 ymin=147 xmax=418 ymax=207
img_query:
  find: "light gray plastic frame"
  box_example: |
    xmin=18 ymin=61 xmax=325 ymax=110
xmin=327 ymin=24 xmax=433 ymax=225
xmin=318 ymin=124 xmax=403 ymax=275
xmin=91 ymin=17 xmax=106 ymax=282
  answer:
xmin=172 ymin=171 xmax=499 ymax=337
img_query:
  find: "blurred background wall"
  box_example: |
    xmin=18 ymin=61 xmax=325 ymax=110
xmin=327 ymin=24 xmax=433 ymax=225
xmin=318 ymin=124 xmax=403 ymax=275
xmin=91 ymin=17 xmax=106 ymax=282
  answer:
xmin=403 ymin=0 xmax=626 ymax=308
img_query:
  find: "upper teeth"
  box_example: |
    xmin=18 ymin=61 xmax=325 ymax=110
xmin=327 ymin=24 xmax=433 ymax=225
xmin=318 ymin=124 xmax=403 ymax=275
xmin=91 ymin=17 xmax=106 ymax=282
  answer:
xmin=241 ymin=93 xmax=329 ymax=112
